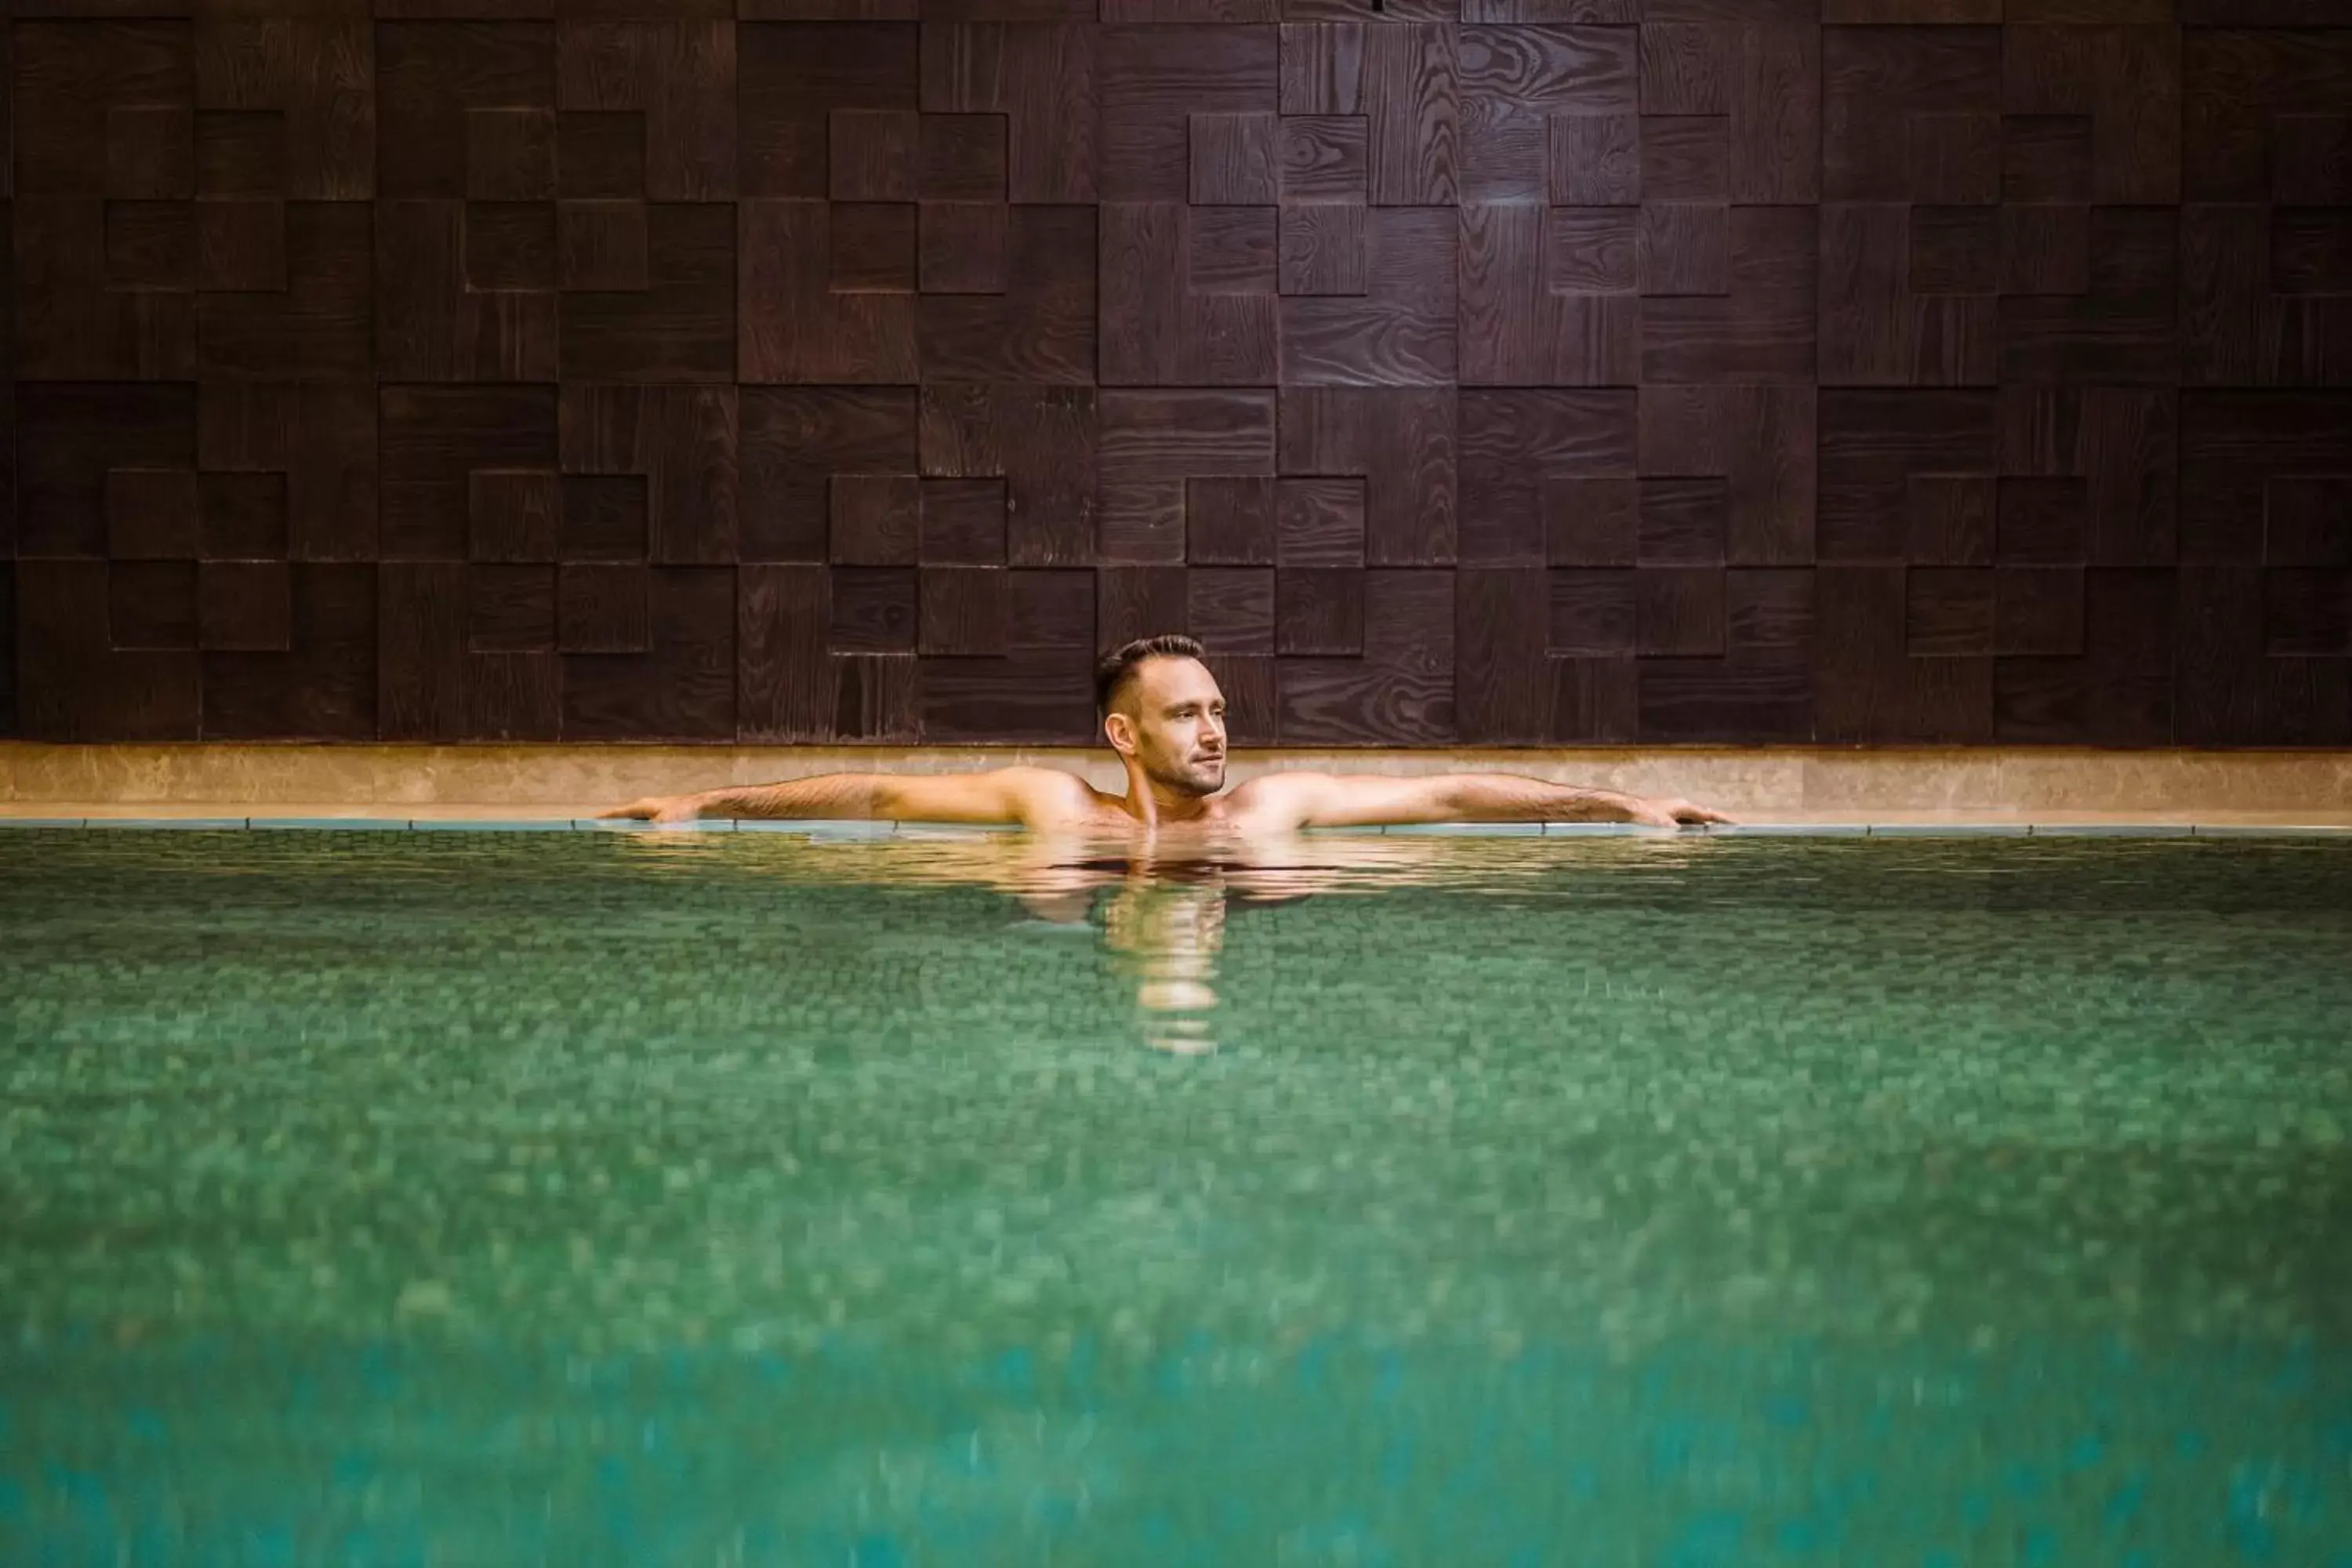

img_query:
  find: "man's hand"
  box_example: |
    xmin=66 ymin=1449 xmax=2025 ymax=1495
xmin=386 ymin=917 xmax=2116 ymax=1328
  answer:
xmin=599 ymin=793 xmax=704 ymax=823
xmin=1628 ymin=796 xmax=1734 ymax=827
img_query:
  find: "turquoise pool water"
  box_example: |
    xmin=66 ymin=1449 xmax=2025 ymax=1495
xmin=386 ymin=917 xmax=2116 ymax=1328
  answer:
xmin=2 ymin=831 xmax=2347 ymax=1564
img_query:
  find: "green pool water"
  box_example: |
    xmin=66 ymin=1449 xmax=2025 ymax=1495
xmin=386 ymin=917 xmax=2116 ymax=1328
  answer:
xmin=1 ymin=830 xmax=2347 ymax=1565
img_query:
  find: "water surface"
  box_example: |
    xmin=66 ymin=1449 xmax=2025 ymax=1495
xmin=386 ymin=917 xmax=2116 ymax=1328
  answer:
xmin=2 ymin=832 xmax=2347 ymax=1563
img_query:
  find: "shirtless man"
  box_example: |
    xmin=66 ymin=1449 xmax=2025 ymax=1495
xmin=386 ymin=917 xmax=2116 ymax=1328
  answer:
xmin=604 ymin=633 xmax=1732 ymax=833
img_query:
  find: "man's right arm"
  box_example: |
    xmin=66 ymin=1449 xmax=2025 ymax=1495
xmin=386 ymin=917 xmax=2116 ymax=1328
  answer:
xmin=602 ymin=767 xmax=1080 ymax=826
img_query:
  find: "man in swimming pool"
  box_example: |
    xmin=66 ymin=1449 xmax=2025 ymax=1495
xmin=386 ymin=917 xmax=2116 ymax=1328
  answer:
xmin=604 ymin=633 xmax=1732 ymax=833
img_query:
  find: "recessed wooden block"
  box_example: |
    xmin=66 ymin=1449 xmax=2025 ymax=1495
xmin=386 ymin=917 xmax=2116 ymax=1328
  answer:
xmin=198 ymin=561 xmax=292 ymax=653
xmin=108 ymin=561 xmax=198 ymax=651
xmin=559 ymin=564 xmax=650 ymax=654
xmin=107 ymin=106 xmax=194 ymax=201
xmin=1907 ymin=474 xmax=1995 ymax=565
xmin=1008 ymin=569 xmax=1095 ymax=654
xmin=830 ymin=110 xmax=919 ymax=202
xmin=1204 ymin=652 xmax=1276 ymax=744
xmin=107 ymin=469 xmax=201 ymax=560
xmin=467 ymin=108 xmax=557 ymax=202
xmin=200 ymin=474 xmax=288 ymax=559
xmin=558 ymin=201 xmax=651 ymax=292
xmin=1190 ymin=206 xmax=1277 ymax=296
xmin=1549 ymin=654 xmax=1639 ymax=743
xmin=2002 ymin=115 xmax=2092 ymax=204
xmin=1911 ymin=205 xmax=1998 ymax=297
xmin=919 ymin=203 xmax=1008 ymax=294
xmin=2272 ymin=114 xmax=2352 ymax=206
xmin=1276 ymin=568 xmax=1363 ymax=655
xmin=1189 ymin=568 xmax=1276 ymax=654
xmin=1998 ymin=477 xmax=2088 ymax=564
xmin=831 ymin=653 xmax=919 ymax=742
xmin=1279 ymin=116 xmax=1367 ymax=202
xmin=1547 ymin=207 xmax=1636 ymax=295
xmin=1639 ymin=477 xmax=1728 ymax=564
xmin=1905 ymin=566 xmax=1993 ymax=656
xmin=2266 ymin=477 xmax=2352 ymax=567
xmin=921 ymin=114 xmax=1007 ymax=202
xmin=1279 ymin=205 xmax=1364 ymax=296
xmin=198 ymin=112 xmax=284 ymax=199
xmin=1544 ymin=477 xmax=1639 ymax=567
xmin=198 ymin=200 xmax=289 ymax=292
xmin=560 ymin=112 xmax=647 ymax=200
xmin=831 ymin=568 xmax=918 ymax=654
xmin=1191 ymin=112 xmax=1278 ymax=206
xmin=1908 ymin=112 xmax=2000 ymax=205
xmin=1639 ymin=116 xmax=1727 ymax=202
xmin=2000 ymin=205 xmax=2089 ymax=296
xmin=105 ymin=201 xmax=195 ymax=292
xmin=920 ymin=566 xmax=1008 ymax=655
xmin=470 ymin=470 xmax=561 ymax=563
xmin=2264 ymin=568 xmax=2352 ymax=657
xmin=467 ymin=564 xmax=557 ymax=653
xmin=463 ymin=201 xmax=554 ymax=292
xmin=830 ymin=474 xmax=921 ymax=566
xmin=1548 ymin=569 xmax=1635 ymax=657
xmin=1276 ymin=477 xmax=1366 ymax=567
xmin=2270 ymin=209 xmax=2352 ymax=297
xmin=1996 ymin=566 xmax=2083 ymax=655
xmin=829 ymin=203 xmax=916 ymax=293
xmin=1098 ymin=566 xmax=1188 ymax=648
xmin=2085 ymin=205 xmax=2178 ymax=294
xmin=1456 ymin=568 xmax=1552 ymax=739
xmin=1639 ymin=204 xmax=1729 ymax=297
xmin=921 ymin=477 xmax=1006 ymax=564
xmin=1635 ymin=567 xmax=1725 ymax=655
xmin=1548 ymin=114 xmax=1639 ymax=206
xmin=560 ymin=474 xmax=649 ymax=561
xmin=1188 ymin=477 xmax=1276 ymax=565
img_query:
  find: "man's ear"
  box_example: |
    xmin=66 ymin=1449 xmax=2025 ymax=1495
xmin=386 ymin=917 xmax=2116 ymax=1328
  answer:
xmin=1104 ymin=711 xmax=1136 ymax=757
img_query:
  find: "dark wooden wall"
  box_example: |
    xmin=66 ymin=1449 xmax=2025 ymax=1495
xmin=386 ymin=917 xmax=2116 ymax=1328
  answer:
xmin=3 ymin=1 xmax=2348 ymax=747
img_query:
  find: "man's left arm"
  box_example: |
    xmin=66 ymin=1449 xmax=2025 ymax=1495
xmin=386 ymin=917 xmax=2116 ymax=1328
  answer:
xmin=1248 ymin=771 xmax=1732 ymax=829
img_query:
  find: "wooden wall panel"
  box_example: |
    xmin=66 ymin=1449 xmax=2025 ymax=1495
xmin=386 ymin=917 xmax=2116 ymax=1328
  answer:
xmin=8 ymin=8 xmax=2350 ymax=746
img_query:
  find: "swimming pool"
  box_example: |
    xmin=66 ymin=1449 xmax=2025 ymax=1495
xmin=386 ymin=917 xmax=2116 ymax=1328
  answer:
xmin=2 ymin=829 xmax=2347 ymax=1563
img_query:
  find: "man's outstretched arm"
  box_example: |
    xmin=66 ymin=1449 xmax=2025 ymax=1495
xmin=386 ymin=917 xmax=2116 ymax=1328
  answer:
xmin=601 ymin=767 xmax=1078 ymax=826
xmin=1247 ymin=771 xmax=1732 ymax=830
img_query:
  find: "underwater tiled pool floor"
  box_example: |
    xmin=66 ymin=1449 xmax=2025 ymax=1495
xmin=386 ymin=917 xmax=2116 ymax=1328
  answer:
xmin=3 ymin=828 xmax=2348 ymax=1561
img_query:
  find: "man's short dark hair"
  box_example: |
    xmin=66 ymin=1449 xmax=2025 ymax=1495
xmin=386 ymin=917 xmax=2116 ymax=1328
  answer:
xmin=1094 ymin=633 xmax=1206 ymax=717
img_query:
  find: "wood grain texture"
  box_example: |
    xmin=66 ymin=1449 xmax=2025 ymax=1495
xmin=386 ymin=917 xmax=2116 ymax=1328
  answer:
xmin=1279 ymin=387 xmax=1457 ymax=566
xmin=10 ymin=13 xmax=2350 ymax=744
xmin=1188 ymin=567 xmax=1276 ymax=655
xmin=1460 ymin=389 xmax=1635 ymax=564
xmin=1455 ymin=567 xmax=1548 ymax=741
xmin=205 ymin=564 xmax=380 ymax=741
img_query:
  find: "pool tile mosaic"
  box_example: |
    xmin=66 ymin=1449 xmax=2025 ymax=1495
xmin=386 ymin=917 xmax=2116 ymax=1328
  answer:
xmin=1 ymin=831 xmax=2346 ymax=1561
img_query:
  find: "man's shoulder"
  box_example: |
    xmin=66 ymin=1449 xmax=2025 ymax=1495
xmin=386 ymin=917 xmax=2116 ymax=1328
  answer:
xmin=1228 ymin=768 xmax=1331 ymax=796
xmin=988 ymin=765 xmax=1102 ymax=810
xmin=1221 ymin=770 xmax=1331 ymax=817
xmin=990 ymin=764 xmax=1092 ymax=788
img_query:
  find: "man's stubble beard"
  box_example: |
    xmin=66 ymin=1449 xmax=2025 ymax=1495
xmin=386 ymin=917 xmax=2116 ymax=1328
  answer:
xmin=1148 ymin=757 xmax=1225 ymax=798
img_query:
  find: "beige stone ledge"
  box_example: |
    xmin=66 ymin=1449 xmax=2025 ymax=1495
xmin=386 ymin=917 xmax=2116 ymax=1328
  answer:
xmin=2 ymin=743 xmax=2349 ymax=823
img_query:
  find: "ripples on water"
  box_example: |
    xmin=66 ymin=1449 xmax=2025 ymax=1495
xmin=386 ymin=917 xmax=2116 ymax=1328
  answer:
xmin=2 ymin=831 xmax=2347 ymax=1562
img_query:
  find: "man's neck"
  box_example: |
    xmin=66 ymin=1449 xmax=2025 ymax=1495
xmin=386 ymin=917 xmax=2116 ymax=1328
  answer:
xmin=1142 ymin=785 xmax=1214 ymax=824
xmin=1116 ymin=761 xmax=1215 ymax=827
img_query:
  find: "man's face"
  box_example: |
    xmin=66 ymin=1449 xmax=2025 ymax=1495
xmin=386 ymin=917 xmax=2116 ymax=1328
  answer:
xmin=1114 ymin=657 xmax=1229 ymax=796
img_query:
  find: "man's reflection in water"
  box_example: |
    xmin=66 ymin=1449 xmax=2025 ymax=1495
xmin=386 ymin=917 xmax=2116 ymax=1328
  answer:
xmin=1009 ymin=834 xmax=1384 ymax=1057
xmin=1102 ymin=878 xmax=1226 ymax=1054
xmin=620 ymin=828 xmax=1709 ymax=1055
